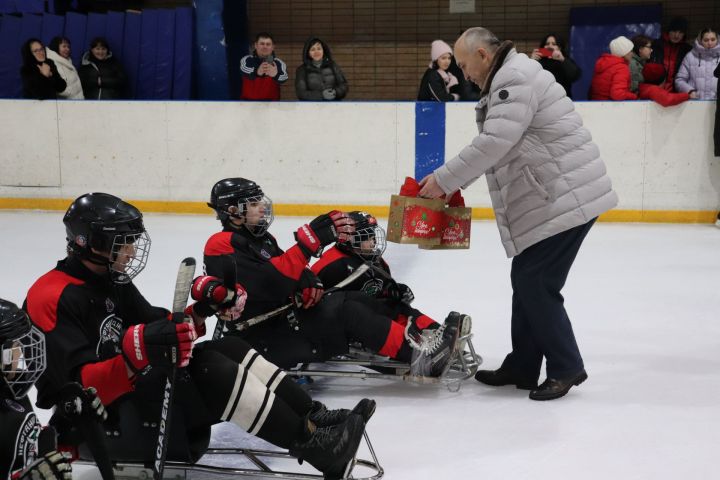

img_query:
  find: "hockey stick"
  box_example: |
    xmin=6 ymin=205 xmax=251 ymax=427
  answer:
xmin=153 ymin=257 xmax=196 ymax=480
xmin=227 ymin=263 xmax=371 ymax=333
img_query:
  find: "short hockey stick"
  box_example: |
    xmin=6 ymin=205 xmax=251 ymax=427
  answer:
xmin=227 ymin=263 xmax=370 ymax=333
xmin=153 ymin=257 xmax=196 ymax=480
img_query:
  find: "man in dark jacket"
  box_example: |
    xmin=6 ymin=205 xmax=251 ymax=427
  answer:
xmin=240 ymin=33 xmax=288 ymax=100
xmin=295 ymin=37 xmax=348 ymax=101
xmin=650 ymin=16 xmax=692 ymax=92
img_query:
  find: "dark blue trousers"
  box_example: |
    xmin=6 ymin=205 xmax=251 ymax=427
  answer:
xmin=502 ymin=218 xmax=596 ymax=380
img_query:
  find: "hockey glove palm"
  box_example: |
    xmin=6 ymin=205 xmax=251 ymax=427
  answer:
xmin=295 ymin=210 xmax=355 ymax=257
xmin=384 ymin=283 xmax=415 ymax=305
xmin=20 ymin=451 xmax=72 ymax=480
xmin=122 ymin=318 xmax=197 ymax=373
xmin=189 ymin=275 xmax=247 ymax=320
xmin=57 ymin=382 xmax=107 ymax=423
xmin=295 ymin=268 xmax=324 ymax=309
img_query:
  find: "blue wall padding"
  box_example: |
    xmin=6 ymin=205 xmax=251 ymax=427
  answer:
xmin=223 ymin=0 xmax=248 ymax=100
xmin=20 ymin=13 xmax=43 ymax=43
xmin=84 ymin=12 xmax=108 ymax=52
xmin=41 ymin=14 xmax=65 ymax=45
xmin=122 ymin=11 xmax=142 ymax=98
xmin=0 ymin=1 xmax=44 ymax=14
xmin=0 ymin=14 xmax=22 ymax=97
xmin=136 ymin=8 xmax=159 ymax=99
xmin=172 ymin=7 xmax=192 ymax=99
xmin=569 ymin=5 xmax=662 ymax=100
xmin=415 ymin=102 xmax=447 ymax=181
xmin=105 ymin=11 xmax=125 ymax=60
xmin=153 ymin=9 xmax=175 ymax=99
xmin=194 ymin=0 xmax=228 ymax=99
xmin=64 ymin=12 xmax=86 ymax=67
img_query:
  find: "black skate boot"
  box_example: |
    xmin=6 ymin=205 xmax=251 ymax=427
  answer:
xmin=410 ymin=312 xmax=463 ymax=377
xmin=309 ymin=398 xmax=376 ymax=427
xmin=290 ymin=414 xmax=365 ymax=479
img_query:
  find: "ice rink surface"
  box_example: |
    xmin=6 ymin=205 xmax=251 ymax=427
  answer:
xmin=1 ymin=210 xmax=718 ymax=480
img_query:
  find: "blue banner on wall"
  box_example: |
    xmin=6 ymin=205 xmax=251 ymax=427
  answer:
xmin=415 ymin=102 xmax=446 ymax=181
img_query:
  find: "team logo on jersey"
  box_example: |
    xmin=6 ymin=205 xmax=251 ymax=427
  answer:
xmin=3 ymin=398 xmax=25 ymax=413
xmin=11 ymin=412 xmax=41 ymax=476
xmin=361 ymin=278 xmax=383 ymax=297
xmin=97 ymin=314 xmax=124 ymax=358
xmin=105 ymin=297 xmax=115 ymax=313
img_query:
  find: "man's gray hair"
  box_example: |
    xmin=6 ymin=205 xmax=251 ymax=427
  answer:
xmin=460 ymin=27 xmax=501 ymax=53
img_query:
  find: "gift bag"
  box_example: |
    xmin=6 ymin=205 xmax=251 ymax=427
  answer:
xmin=419 ymin=190 xmax=472 ymax=250
xmin=386 ymin=178 xmax=445 ymax=246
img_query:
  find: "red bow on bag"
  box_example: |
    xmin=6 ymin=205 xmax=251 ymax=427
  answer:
xmin=398 ymin=176 xmax=465 ymax=207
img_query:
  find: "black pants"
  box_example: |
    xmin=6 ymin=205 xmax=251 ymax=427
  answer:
xmin=502 ymin=218 xmax=596 ymax=380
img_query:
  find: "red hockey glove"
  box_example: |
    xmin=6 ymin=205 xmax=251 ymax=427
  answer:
xmin=295 ymin=268 xmax=324 ymax=309
xmin=295 ymin=210 xmax=355 ymax=257
xmin=122 ymin=318 xmax=196 ymax=373
xmin=189 ymin=275 xmax=245 ymax=318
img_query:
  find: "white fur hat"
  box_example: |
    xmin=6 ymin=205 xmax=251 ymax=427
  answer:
xmin=609 ymin=36 xmax=633 ymax=57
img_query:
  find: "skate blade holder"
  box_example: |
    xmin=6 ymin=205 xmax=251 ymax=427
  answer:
xmin=74 ymin=430 xmax=383 ymax=479
xmin=287 ymin=333 xmax=482 ymax=393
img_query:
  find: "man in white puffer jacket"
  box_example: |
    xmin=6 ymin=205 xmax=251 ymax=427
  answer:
xmin=419 ymin=27 xmax=618 ymax=401
xmin=46 ymin=37 xmax=84 ymax=100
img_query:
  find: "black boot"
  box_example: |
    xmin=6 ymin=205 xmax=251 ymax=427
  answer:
xmin=474 ymin=365 xmax=538 ymax=390
xmin=529 ymin=369 xmax=587 ymax=401
xmin=309 ymin=398 xmax=376 ymax=427
xmin=290 ymin=413 xmax=365 ymax=479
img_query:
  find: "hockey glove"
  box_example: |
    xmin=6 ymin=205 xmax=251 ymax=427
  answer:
xmin=189 ymin=275 xmax=247 ymax=319
xmin=19 ymin=451 xmax=72 ymax=480
xmin=295 ymin=210 xmax=355 ymax=257
xmin=295 ymin=268 xmax=324 ymax=309
xmin=384 ymin=283 xmax=415 ymax=305
xmin=122 ymin=318 xmax=197 ymax=374
xmin=56 ymin=382 xmax=107 ymax=423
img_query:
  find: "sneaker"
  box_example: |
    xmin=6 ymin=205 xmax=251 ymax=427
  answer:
xmin=409 ymin=312 xmax=462 ymax=377
xmin=290 ymin=414 xmax=365 ymax=479
xmin=309 ymin=398 xmax=376 ymax=427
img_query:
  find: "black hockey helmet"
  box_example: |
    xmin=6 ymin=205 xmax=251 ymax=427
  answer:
xmin=63 ymin=193 xmax=151 ymax=284
xmin=338 ymin=211 xmax=386 ymax=261
xmin=207 ymin=178 xmax=274 ymax=236
xmin=0 ymin=299 xmax=46 ymax=400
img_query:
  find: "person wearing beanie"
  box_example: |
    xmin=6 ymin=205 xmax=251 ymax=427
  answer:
xmin=675 ymin=28 xmax=720 ymax=100
xmin=295 ymin=37 xmax=348 ymax=101
xmin=650 ymin=16 xmax=692 ymax=92
xmin=417 ymin=39 xmax=461 ymax=101
xmin=589 ymin=36 xmax=638 ymax=100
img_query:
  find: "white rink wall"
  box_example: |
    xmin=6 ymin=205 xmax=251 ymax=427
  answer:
xmin=1 ymin=99 xmax=718 ymax=212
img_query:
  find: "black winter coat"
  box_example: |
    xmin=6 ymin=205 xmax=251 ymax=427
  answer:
xmin=21 ymin=58 xmax=67 ymax=99
xmin=538 ymin=57 xmax=581 ymax=99
xmin=714 ymin=62 xmax=719 ymax=157
xmin=295 ymin=37 xmax=348 ymax=101
xmin=417 ymin=68 xmax=459 ymax=101
xmin=79 ymin=51 xmax=127 ymax=99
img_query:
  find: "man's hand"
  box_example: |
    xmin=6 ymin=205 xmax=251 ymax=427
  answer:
xmin=418 ymin=174 xmax=449 ymax=199
xmin=265 ymin=62 xmax=278 ymax=77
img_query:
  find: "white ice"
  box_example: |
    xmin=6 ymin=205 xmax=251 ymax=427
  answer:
xmin=1 ymin=211 xmax=719 ymax=480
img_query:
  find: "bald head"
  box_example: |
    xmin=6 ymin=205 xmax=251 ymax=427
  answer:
xmin=453 ymin=27 xmax=501 ymax=88
xmin=457 ymin=27 xmax=501 ymax=53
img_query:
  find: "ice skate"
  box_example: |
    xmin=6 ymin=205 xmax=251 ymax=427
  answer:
xmin=409 ymin=312 xmax=462 ymax=378
xmin=309 ymin=398 xmax=376 ymax=427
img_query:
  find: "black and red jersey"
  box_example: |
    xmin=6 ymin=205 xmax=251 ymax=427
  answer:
xmin=203 ymin=227 xmax=310 ymax=322
xmin=0 ymin=396 xmax=41 ymax=480
xmin=311 ymin=247 xmax=393 ymax=299
xmin=23 ymin=256 xmax=168 ymax=409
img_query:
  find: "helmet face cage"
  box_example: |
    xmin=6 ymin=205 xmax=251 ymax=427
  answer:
xmin=1 ymin=325 xmax=46 ymax=400
xmin=109 ymin=230 xmax=151 ymax=284
xmin=352 ymin=223 xmax=387 ymax=261
xmin=236 ymin=194 xmax=274 ymax=237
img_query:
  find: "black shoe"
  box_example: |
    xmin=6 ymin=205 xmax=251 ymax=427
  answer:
xmin=309 ymin=398 xmax=376 ymax=427
xmin=529 ymin=370 xmax=588 ymax=401
xmin=290 ymin=414 xmax=365 ymax=479
xmin=474 ymin=366 xmax=538 ymax=390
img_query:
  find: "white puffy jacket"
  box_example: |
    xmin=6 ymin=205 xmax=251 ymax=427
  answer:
xmin=45 ymin=48 xmax=84 ymax=99
xmin=435 ymin=42 xmax=618 ymax=257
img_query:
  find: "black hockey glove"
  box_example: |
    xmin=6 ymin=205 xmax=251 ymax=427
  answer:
xmin=384 ymin=283 xmax=415 ymax=305
xmin=295 ymin=268 xmax=324 ymax=309
xmin=19 ymin=451 xmax=72 ymax=480
xmin=122 ymin=318 xmax=197 ymax=374
xmin=56 ymin=382 xmax=107 ymax=423
xmin=295 ymin=210 xmax=355 ymax=257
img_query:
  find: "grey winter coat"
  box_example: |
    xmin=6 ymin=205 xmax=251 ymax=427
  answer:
xmin=434 ymin=42 xmax=618 ymax=257
xmin=675 ymin=40 xmax=720 ymax=100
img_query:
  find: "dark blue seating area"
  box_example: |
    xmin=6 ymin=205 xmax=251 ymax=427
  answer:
xmin=0 ymin=7 xmax=192 ymax=99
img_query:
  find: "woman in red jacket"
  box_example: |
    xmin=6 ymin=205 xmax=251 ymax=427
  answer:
xmin=590 ymin=36 xmax=638 ymax=100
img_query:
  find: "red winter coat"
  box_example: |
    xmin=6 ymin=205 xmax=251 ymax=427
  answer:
xmin=638 ymin=83 xmax=689 ymax=107
xmin=590 ymin=54 xmax=638 ymax=101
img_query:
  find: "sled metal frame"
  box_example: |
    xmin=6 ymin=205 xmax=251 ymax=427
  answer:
xmin=75 ymin=432 xmax=382 ymax=480
xmin=288 ymin=332 xmax=482 ymax=393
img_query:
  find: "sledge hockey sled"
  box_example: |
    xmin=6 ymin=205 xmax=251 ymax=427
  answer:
xmin=287 ymin=331 xmax=482 ymax=393
xmin=74 ymin=431 xmax=383 ymax=480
